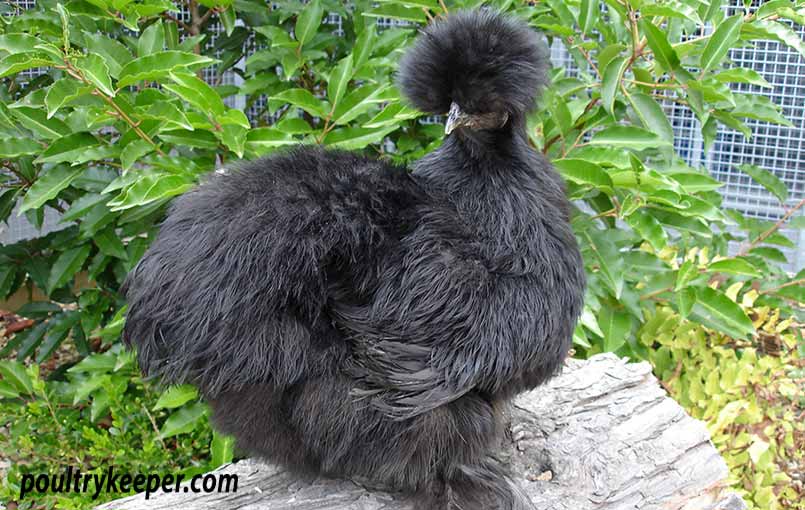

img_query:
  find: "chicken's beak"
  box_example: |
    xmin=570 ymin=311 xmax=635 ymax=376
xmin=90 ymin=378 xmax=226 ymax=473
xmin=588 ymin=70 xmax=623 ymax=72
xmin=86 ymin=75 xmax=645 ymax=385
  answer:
xmin=445 ymin=102 xmax=467 ymax=135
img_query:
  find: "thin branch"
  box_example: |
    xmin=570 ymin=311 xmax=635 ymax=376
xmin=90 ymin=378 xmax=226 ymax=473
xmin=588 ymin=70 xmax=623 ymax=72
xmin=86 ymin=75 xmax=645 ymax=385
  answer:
xmin=759 ymin=278 xmax=805 ymax=296
xmin=161 ymin=12 xmax=192 ymax=32
xmin=63 ymin=64 xmax=166 ymax=157
xmin=739 ymin=197 xmax=805 ymax=255
xmin=438 ymin=0 xmax=448 ymax=15
xmin=625 ymin=79 xmax=686 ymax=89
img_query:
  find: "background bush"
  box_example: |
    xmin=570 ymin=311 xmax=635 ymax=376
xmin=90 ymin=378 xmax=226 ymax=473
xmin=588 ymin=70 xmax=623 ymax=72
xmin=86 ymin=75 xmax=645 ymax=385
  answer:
xmin=0 ymin=0 xmax=803 ymax=508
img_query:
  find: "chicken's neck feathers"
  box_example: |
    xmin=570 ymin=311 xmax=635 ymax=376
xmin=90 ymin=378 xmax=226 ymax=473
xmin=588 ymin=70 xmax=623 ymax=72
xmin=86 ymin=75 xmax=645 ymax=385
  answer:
xmin=412 ymin=127 xmax=564 ymax=254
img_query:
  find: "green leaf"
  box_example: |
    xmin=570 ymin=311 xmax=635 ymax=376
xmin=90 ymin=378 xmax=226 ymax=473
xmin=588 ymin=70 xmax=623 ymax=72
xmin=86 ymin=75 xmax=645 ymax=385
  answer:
xmin=732 ymin=94 xmax=793 ymax=127
xmin=625 ymin=210 xmax=667 ymax=250
xmin=708 ymin=258 xmax=762 ymax=278
xmin=363 ymin=4 xmax=427 ymax=23
xmin=164 ymin=71 xmax=226 ymax=117
xmin=270 ymin=88 xmax=329 ymax=118
xmin=323 ymin=125 xmax=398 ymax=150
xmin=640 ymin=20 xmax=680 ymax=72
xmin=712 ymin=110 xmax=751 ymax=139
xmin=219 ymin=124 xmax=247 ymax=158
xmin=668 ymin=172 xmax=723 ymax=193
xmin=589 ymin=126 xmax=672 ymax=150
xmin=158 ymin=129 xmax=218 ymax=149
xmin=108 ymin=173 xmax=195 ymax=211
xmin=138 ymin=20 xmax=165 ymax=57
xmin=117 ymin=51 xmax=217 ymax=88
xmin=15 ymin=322 xmax=47 ymax=361
xmin=273 ymin=118 xmax=313 ymax=134
xmin=352 ymin=23 xmax=376 ymax=69
xmin=153 ymin=384 xmax=198 ymax=410
xmin=74 ymin=54 xmax=115 ymax=97
xmin=599 ymin=308 xmax=631 ymax=352
xmin=756 ymin=0 xmax=795 ymax=20
xmin=159 ymin=402 xmax=208 ymax=439
xmin=578 ymin=0 xmax=598 ymax=33
xmin=45 ymin=78 xmax=90 ymax=118
xmin=56 ymin=3 xmax=70 ymax=50
xmin=60 ymin=193 xmax=110 ymax=222
xmin=572 ymin=324 xmax=592 ymax=349
xmin=601 ymin=57 xmax=628 ymax=116
xmin=553 ymin=159 xmax=614 ymax=189
xmin=653 ymin=211 xmax=711 ymax=237
xmin=211 ymin=430 xmax=236 ymax=468
xmin=713 ymin=68 xmax=772 ymax=88
xmin=585 ymin=230 xmax=625 ymax=298
xmin=47 ymin=245 xmax=91 ymax=295
xmin=772 ymin=282 xmax=804 ymax=302
xmin=245 ymin=128 xmax=297 ymax=156
xmin=689 ymin=286 xmax=755 ymax=339
xmin=295 ymin=0 xmax=324 ymax=47
xmin=121 ymin=139 xmax=154 ymax=171
xmin=328 ymin=56 xmax=354 ymax=106
xmin=702 ymin=0 xmax=722 ymax=23
xmin=677 ymin=287 xmax=696 ymax=318
xmin=0 ymin=381 xmax=20 ymax=399
xmin=628 ymin=92 xmax=674 ymax=143
xmin=363 ymin=103 xmax=420 ymax=128
xmin=94 ymin=228 xmax=128 ymax=259
xmin=736 ymin=164 xmax=788 ymax=203
xmin=0 ymin=34 xmax=46 ymax=54
xmin=700 ymin=15 xmax=743 ymax=73
xmin=10 ymin=106 xmax=71 ymax=139
xmin=68 ymin=352 xmax=117 ymax=373
xmin=741 ymin=19 xmax=805 ymax=59
xmin=375 ymin=0 xmax=438 ymax=7
xmin=675 ymin=260 xmax=699 ymax=291
xmin=35 ymin=133 xmax=101 ymax=164
xmin=217 ymin=109 xmax=250 ymax=129
xmin=0 ymin=361 xmax=34 ymax=395
xmin=0 ymin=139 xmax=40 ymax=158
xmin=689 ymin=79 xmax=736 ymax=107
xmin=19 ymin=165 xmax=84 ymax=214
xmin=83 ymin=32 xmax=133 ymax=78
xmin=220 ymin=6 xmax=236 ymax=37
xmin=597 ymin=44 xmax=626 ymax=73
xmin=0 ymin=52 xmax=53 ymax=78
xmin=36 ymin=312 xmax=78 ymax=363
xmin=641 ymin=1 xmax=702 ymax=24
xmin=331 ymin=85 xmax=388 ymax=125
xmin=749 ymin=247 xmax=787 ymax=263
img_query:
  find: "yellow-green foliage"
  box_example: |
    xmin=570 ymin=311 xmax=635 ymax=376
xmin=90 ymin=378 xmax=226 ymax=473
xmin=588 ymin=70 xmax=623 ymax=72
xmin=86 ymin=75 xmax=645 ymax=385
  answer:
xmin=640 ymin=288 xmax=803 ymax=510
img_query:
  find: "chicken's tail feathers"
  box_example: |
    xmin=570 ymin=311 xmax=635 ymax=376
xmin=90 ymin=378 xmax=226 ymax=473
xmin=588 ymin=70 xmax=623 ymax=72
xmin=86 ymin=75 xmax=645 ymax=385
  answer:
xmin=418 ymin=456 xmax=536 ymax=510
xmin=397 ymin=9 xmax=549 ymax=117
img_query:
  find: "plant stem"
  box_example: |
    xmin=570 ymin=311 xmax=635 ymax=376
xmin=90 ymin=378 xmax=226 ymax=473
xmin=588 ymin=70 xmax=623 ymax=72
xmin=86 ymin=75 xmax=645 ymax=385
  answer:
xmin=739 ymin=197 xmax=805 ymax=255
xmin=62 ymin=62 xmax=166 ymax=157
xmin=759 ymin=278 xmax=805 ymax=296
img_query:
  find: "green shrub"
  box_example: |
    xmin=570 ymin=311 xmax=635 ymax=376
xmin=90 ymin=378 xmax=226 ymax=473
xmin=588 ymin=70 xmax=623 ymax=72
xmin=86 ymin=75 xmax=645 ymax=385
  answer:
xmin=0 ymin=0 xmax=803 ymax=508
xmin=0 ymin=345 xmax=218 ymax=508
xmin=641 ymin=287 xmax=803 ymax=510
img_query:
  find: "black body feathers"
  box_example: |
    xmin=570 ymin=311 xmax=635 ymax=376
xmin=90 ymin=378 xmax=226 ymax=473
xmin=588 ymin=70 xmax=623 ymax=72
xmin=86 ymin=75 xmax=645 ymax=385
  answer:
xmin=123 ymin=10 xmax=585 ymax=510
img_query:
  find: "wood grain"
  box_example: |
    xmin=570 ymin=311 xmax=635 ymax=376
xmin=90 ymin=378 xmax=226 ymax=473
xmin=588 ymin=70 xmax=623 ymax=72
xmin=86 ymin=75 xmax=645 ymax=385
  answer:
xmin=96 ymin=353 xmax=746 ymax=510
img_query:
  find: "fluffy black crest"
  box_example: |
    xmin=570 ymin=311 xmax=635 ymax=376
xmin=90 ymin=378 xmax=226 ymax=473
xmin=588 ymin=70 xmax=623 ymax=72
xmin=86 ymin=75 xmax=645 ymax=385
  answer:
xmin=398 ymin=9 xmax=549 ymax=116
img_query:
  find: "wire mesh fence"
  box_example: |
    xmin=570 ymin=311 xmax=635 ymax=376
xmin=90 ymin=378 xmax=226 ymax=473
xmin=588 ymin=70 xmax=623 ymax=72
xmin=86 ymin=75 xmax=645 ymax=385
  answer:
xmin=2 ymin=1 xmax=804 ymax=271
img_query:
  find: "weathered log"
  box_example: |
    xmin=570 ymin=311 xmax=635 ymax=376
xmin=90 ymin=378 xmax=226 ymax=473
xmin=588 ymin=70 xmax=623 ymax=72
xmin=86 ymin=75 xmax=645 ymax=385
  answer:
xmin=97 ymin=353 xmax=746 ymax=510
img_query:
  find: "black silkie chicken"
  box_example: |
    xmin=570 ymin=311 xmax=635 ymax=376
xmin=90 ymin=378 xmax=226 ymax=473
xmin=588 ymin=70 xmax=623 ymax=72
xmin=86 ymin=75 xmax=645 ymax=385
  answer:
xmin=123 ymin=9 xmax=585 ymax=510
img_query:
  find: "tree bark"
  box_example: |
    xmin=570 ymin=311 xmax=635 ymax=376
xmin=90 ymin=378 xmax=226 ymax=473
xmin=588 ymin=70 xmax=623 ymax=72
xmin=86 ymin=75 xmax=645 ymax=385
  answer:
xmin=96 ymin=353 xmax=746 ymax=510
